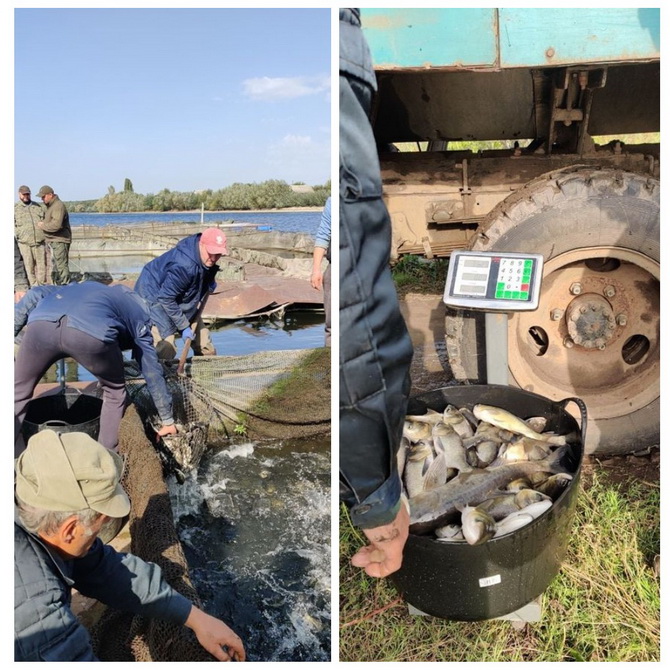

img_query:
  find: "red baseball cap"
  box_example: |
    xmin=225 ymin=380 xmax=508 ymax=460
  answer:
xmin=200 ymin=228 xmax=228 ymax=255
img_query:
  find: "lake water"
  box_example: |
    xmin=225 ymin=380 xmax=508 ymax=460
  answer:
xmin=70 ymin=210 xmax=322 ymax=236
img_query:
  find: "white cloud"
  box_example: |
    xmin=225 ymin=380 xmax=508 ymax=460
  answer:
xmin=243 ymin=75 xmax=330 ymax=101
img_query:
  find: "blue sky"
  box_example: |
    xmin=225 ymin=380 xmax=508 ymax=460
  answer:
xmin=14 ymin=8 xmax=332 ymax=201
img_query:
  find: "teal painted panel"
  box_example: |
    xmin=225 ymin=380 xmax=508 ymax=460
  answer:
xmin=361 ymin=8 xmax=498 ymax=68
xmin=360 ymin=8 xmax=659 ymax=70
xmin=499 ymin=8 xmax=660 ymax=66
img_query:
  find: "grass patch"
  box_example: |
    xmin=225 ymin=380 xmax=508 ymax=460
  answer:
xmin=391 ymin=255 xmax=449 ymax=296
xmin=339 ymin=468 xmax=659 ymax=661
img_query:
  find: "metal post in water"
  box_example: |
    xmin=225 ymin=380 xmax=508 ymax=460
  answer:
xmin=200 ymin=203 xmax=204 ymax=225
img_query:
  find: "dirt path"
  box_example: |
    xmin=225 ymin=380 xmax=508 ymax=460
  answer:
xmin=399 ymin=292 xmax=451 ymax=394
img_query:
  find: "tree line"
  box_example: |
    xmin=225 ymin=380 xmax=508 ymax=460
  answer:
xmin=67 ymin=179 xmax=331 ymax=213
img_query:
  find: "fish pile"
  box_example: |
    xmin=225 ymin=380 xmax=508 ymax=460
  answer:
xmin=399 ymin=403 xmax=576 ymax=544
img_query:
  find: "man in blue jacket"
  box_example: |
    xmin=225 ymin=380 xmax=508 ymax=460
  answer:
xmin=134 ymin=228 xmax=228 ymax=359
xmin=14 ymin=430 xmax=246 ymax=661
xmin=14 ymin=282 xmax=177 ymax=453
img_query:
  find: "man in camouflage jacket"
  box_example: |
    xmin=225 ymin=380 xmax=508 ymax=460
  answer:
xmin=36 ymin=185 xmax=71 ymax=285
xmin=14 ymin=185 xmax=47 ymax=286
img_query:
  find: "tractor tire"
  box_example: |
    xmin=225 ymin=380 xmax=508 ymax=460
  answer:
xmin=445 ymin=167 xmax=659 ymax=455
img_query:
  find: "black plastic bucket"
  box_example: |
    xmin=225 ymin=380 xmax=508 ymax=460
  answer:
xmin=22 ymin=391 xmax=103 ymax=442
xmin=391 ymin=384 xmax=586 ymax=621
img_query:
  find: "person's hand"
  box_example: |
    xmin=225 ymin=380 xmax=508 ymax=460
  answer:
xmin=351 ymin=498 xmax=410 ymax=578
xmin=14 ymin=290 xmax=27 ymax=303
xmin=185 ymin=606 xmax=246 ymax=661
xmin=182 ymin=326 xmax=195 ymax=341
xmin=310 ymin=270 xmax=323 ymax=290
xmin=156 ymin=424 xmax=178 ymax=440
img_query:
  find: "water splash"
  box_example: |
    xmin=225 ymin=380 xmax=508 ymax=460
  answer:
xmin=168 ymin=437 xmax=331 ymax=661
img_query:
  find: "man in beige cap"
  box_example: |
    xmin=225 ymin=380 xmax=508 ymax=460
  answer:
xmin=14 ymin=185 xmax=48 ymax=286
xmin=14 ymin=430 xmax=246 ymax=662
xmin=36 ymin=185 xmax=72 ymax=285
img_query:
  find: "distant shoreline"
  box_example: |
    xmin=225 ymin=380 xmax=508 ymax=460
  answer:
xmin=70 ymin=206 xmax=323 ymax=215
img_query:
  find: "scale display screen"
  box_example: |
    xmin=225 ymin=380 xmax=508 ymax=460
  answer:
xmin=443 ymin=251 xmax=544 ymax=311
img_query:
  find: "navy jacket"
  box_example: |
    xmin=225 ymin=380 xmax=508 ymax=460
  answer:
xmin=134 ymin=234 xmax=219 ymax=339
xmin=14 ymin=282 xmax=173 ymax=425
xmin=339 ymin=8 xmax=414 ymax=530
xmin=15 ymin=517 xmax=192 ymax=661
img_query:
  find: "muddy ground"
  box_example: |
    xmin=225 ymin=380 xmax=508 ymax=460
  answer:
xmin=398 ymin=291 xmax=659 ymax=487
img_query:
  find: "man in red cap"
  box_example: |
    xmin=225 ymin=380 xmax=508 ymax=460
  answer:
xmin=134 ymin=228 xmax=228 ymax=358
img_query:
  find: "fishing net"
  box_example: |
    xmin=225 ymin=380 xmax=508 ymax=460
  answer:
xmin=89 ymin=405 xmax=214 ymax=662
xmin=125 ymin=347 xmax=331 ymax=473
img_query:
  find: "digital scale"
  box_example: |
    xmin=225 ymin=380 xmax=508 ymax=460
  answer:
xmin=443 ymin=251 xmax=544 ymax=386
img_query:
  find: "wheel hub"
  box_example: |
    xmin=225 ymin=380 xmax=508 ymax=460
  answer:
xmin=565 ymin=294 xmax=616 ymax=350
xmin=507 ymin=247 xmax=659 ymax=420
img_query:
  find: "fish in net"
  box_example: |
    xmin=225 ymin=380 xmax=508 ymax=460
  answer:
xmin=124 ymin=347 xmax=330 ymax=475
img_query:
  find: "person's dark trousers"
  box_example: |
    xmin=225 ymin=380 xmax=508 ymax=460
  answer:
xmin=14 ymin=317 xmax=126 ymax=452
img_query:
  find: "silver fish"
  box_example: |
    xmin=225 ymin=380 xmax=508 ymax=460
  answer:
xmin=396 ymin=436 xmax=410 ymax=478
xmin=475 ymin=440 xmax=499 ymax=467
xmin=409 ymin=446 xmax=568 ymax=534
xmin=406 ymin=409 xmax=444 ymax=425
xmin=432 ymin=423 xmax=472 ymax=473
xmin=423 ymin=452 xmax=449 ymax=491
xmin=538 ymin=472 xmax=574 ymax=500
xmin=473 ymin=404 xmax=567 ymax=445
xmin=460 ymin=505 xmax=496 ymax=546
xmin=515 ymin=488 xmax=552 ymax=508
xmin=494 ymin=512 xmax=534 ymax=537
xmin=476 ymin=493 xmax=522 ymax=521
xmin=443 ymin=405 xmax=475 ymax=439
xmin=403 ymin=420 xmax=432 ymax=443
xmin=525 ymin=416 xmax=548 ymax=433
xmin=435 ymin=523 xmax=463 ymax=541
xmin=458 ymin=406 xmax=479 ymax=431
xmin=474 ymin=420 xmax=514 ymax=444
xmin=403 ymin=442 xmax=433 ymax=498
xmin=506 ymin=477 xmax=532 ymax=492
xmin=515 ymin=499 xmax=553 ymax=519
xmin=499 ymin=438 xmax=552 ymax=462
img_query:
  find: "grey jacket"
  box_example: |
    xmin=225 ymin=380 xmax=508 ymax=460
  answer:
xmin=14 ymin=517 xmax=192 ymax=661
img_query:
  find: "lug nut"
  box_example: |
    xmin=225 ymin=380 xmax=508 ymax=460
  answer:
xmin=616 ymin=314 xmax=628 ymax=326
xmin=563 ymin=337 xmax=575 ymax=348
xmin=604 ymin=285 xmax=616 ymax=298
xmin=550 ymin=308 xmax=564 ymax=321
xmin=569 ymin=283 xmax=582 ymax=295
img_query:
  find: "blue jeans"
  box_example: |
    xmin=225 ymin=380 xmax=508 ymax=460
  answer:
xmin=339 ymin=8 xmax=413 ymax=529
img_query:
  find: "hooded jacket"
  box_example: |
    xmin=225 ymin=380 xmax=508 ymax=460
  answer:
xmin=134 ymin=234 xmax=219 ymax=339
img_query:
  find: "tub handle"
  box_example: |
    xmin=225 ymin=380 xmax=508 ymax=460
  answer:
xmin=558 ymin=397 xmax=587 ymax=445
xmin=40 ymin=419 xmax=71 ymax=429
